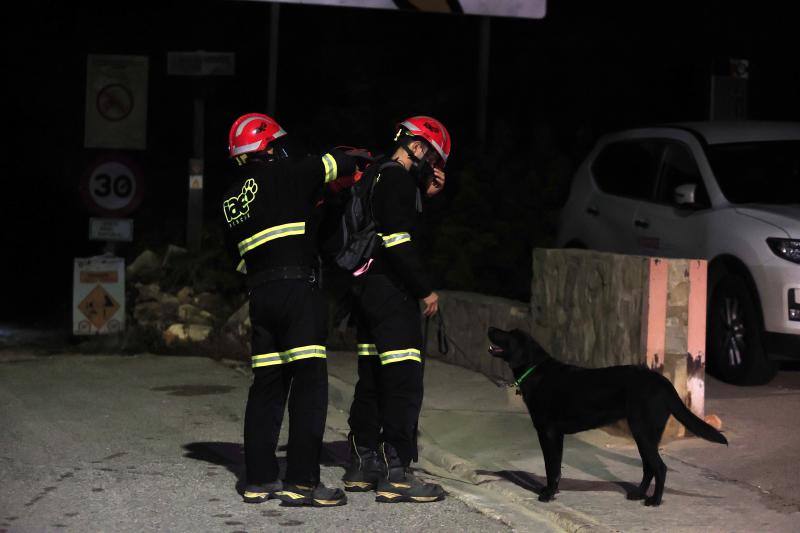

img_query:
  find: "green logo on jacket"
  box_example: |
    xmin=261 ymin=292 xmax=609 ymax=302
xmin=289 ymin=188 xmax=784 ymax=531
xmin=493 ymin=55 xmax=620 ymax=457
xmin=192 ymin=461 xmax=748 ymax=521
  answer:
xmin=223 ymin=178 xmax=258 ymax=225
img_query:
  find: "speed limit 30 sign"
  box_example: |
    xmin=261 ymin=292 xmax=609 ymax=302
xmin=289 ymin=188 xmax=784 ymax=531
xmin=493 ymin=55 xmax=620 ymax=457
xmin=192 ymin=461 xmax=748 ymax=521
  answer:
xmin=80 ymin=155 xmax=144 ymax=216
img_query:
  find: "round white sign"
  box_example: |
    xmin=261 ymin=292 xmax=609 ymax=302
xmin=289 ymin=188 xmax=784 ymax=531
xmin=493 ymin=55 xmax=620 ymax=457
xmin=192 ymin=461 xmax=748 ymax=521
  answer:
xmin=88 ymin=161 xmax=138 ymax=211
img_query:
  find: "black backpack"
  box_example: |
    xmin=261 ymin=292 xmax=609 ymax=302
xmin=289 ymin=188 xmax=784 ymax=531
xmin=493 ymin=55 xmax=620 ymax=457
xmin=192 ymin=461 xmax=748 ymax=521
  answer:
xmin=328 ymin=159 xmax=402 ymax=273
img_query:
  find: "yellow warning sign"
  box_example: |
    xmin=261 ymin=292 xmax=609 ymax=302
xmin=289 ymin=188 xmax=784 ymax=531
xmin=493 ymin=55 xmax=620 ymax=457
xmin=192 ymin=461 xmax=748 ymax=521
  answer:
xmin=77 ymin=284 xmax=120 ymax=329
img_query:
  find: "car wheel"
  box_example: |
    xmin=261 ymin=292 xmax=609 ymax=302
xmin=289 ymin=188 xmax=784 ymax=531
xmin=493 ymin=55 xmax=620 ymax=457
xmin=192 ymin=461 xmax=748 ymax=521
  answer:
xmin=707 ymin=275 xmax=777 ymax=385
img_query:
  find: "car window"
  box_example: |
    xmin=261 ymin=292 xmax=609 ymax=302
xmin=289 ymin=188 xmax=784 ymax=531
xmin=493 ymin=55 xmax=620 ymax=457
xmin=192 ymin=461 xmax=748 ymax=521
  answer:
xmin=706 ymin=141 xmax=800 ymax=204
xmin=656 ymin=143 xmax=711 ymax=208
xmin=591 ymin=140 xmax=661 ymax=200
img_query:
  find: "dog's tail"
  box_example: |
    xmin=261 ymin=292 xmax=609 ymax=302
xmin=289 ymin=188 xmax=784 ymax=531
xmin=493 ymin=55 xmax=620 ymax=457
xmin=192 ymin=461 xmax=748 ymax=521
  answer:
xmin=664 ymin=379 xmax=728 ymax=446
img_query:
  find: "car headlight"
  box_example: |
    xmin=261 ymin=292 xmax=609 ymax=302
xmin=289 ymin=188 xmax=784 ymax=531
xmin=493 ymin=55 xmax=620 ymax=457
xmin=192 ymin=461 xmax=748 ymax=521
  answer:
xmin=767 ymin=238 xmax=800 ymax=264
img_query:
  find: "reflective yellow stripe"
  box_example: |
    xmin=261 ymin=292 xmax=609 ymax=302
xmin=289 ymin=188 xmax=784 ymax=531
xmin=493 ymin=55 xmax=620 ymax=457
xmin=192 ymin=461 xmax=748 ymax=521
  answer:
xmin=358 ymin=343 xmax=378 ymax=356
xmin=275 ymin=490 xmax=306 ymax=500
xmin=252 ymin=345 xmax=327 ymax=368
xmin=379 ymin=348 xmax=422 ymax=365
xmin=237 ymin=222 xmax=306 ymax=256
xmin=236 ymin=259 xmax=247 ymax=274
xmin=378 ymin=232 xmax=411 ymax=248
xmin=322 ymin=153 xmax=338 ymax=183
xmin=281 ymin=345 xmax=326 ymax=363
xmin=252 ymin=352 xmax=283 ymax=368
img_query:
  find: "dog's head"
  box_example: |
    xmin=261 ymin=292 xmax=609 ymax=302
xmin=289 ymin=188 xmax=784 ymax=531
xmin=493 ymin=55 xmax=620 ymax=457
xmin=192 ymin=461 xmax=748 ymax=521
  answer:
xmin=488 ymin=327 xmax=550 ymax=372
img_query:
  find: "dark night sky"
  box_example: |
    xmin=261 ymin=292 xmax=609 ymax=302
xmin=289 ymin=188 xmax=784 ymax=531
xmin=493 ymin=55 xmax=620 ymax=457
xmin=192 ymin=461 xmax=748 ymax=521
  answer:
xmin=3 ymin=0 xmax=799 ymax=322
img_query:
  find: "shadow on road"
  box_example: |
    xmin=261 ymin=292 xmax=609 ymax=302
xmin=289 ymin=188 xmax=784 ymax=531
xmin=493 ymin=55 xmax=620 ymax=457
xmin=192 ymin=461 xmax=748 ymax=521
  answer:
xmin=183 ymin=440 xmax=349 ymax=493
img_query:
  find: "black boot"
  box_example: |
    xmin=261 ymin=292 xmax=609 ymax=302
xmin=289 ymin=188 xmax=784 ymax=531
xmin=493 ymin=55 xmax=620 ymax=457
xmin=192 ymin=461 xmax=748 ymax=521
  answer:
xmin=242 ymin=480 xmax=283 ymax=503
xmin=342 ymin=433 xmax=385 ymax=492
xmin=375 ymin=442 xmax=445 ymax=503
xmin=274 ymin=482 xmax=347 ymax=507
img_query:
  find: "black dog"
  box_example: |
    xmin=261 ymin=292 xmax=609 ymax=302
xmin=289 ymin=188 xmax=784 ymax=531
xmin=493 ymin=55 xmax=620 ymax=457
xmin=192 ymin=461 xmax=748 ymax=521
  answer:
xmin=488 ymin=327 xmax=727 ymax=506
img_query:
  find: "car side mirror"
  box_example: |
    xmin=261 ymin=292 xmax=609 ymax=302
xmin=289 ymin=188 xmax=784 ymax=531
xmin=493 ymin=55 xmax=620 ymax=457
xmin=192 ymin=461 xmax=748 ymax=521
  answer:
xmin=673 ymin=183 xmax=697 ymax=206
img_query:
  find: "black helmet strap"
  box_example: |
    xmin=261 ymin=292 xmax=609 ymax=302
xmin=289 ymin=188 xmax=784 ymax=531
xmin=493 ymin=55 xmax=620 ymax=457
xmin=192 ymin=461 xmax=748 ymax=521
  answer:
xmin=400 ymin=139 xmax=434 ymax=186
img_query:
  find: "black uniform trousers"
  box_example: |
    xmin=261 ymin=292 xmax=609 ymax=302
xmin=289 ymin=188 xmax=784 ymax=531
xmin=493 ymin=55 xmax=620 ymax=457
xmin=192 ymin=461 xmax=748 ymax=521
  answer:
xmin=348 ymin=274 xmax=424 ymax=466
xmin=244 ymin=278 xmax=328 ymax=485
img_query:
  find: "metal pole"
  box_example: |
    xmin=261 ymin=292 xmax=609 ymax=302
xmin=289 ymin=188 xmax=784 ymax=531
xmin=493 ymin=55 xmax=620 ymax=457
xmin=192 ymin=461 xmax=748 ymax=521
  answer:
xmin=477 ymin=16 xmax=491 ymax=149
xmin=193 ymin=96 xmax=205 ymax=158
xmin=187 ymin=96 xmax=205 ymax=251
xmin=267 ymin=2 xmax=280 ymax=116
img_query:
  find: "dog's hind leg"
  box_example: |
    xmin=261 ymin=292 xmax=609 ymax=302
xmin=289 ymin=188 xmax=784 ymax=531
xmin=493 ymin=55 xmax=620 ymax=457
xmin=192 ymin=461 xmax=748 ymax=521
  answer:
xmin=644 ymin=411 xmax=670 ymax=506
xmin=644 ymin=449 xmax=667 ymax=506
xmin=627 ymin=440 xmax=653 ymax=500
xmin=628 ymin=412 xmax=668 ymax=505
xmin=536 ymin=428 xmax=563 ymax=502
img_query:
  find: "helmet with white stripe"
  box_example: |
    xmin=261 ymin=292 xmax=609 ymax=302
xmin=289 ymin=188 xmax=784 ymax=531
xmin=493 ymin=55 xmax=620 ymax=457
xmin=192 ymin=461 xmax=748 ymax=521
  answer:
xmin=228 ymin=113 xmax=287 ymax=157
xmin=395 ymin=116 xmax=451 ymax=168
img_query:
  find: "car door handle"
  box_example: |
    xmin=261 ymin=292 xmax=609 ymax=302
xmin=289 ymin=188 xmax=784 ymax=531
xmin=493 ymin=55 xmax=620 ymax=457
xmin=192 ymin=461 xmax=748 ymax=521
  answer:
xmin=634 ymin=219 xmax=650 ymax=229
xmin=586 ymin=206 xmax=599 ymax=216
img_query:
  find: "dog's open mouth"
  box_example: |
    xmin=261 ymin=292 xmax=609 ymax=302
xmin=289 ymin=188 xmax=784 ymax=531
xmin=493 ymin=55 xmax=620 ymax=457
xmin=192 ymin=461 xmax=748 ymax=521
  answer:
xmin=488 ymin=343 xmax=504 ymax=356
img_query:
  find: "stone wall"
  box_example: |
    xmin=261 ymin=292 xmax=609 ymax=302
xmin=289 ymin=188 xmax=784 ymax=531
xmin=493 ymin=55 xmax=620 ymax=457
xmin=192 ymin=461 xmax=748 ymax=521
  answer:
xmin=530 ymin=248 xmax=650 ymax=367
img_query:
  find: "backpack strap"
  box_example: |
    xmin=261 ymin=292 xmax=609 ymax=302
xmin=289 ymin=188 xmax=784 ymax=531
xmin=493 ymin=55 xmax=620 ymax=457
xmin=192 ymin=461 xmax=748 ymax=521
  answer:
xmin=367 ymin=159 xmax=404 ymax=226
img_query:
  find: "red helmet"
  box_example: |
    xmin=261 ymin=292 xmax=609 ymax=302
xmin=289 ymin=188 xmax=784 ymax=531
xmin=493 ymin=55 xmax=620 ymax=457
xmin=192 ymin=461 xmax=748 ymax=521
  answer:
xmin=396 ymin=116 xmax=451 ymax=167
xmin=228 ymin=113 xmax=287 ymax=157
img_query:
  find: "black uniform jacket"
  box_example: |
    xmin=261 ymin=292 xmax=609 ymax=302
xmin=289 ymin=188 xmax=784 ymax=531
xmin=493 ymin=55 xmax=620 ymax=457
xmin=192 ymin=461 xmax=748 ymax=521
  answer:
xmin=366 ymin=163 xmax=433 ymax=299
xmin=222 ymin=151 xmax=355 ymax=280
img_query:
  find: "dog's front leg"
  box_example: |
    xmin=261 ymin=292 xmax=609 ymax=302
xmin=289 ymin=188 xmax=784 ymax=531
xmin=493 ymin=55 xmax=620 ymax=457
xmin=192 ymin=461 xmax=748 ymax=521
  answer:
xmin=536 ymin=428 xmax=563 ymax=502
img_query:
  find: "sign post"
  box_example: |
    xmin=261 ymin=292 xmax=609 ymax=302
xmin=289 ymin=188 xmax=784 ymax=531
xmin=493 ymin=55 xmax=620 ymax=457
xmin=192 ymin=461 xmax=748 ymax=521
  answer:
xmin=168 ymin=51 xmax=235 ymax=250
xmin=187 ymin=155 xmax=204 ymax=251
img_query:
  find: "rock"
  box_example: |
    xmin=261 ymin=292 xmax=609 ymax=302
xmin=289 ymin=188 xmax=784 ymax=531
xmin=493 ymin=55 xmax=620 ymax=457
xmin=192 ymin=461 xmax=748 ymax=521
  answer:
xmin=159 ymin=294 xmax=180 ymax=321
xmin=178 ymin=304 xmax=216 ymax=327
xmin=226 ymin=302 xmax=250 ymax=327
xmin=225 ymin=301 xmax=251 ymax=338
xmin=704 ymin=414 xmax=723 ymax=431
xmin=194 ymin=292 xmax=225 ymax=314
xmin=127 ymin=250 xmax=162 ymax=282
xmin=162 ymin=244 xmax=189 ymax=268
xmin=176 ymin=287 xmax=194 ymax=304
xmin=135 ymin=283 xmax=161 ymax=303
xmin=163 ymin=323 xmax=212 ymax=346
xmin=133 ymin=302 xmax=162 ymax=325
xmin=132 ymin=294 xmax=181 ymax=328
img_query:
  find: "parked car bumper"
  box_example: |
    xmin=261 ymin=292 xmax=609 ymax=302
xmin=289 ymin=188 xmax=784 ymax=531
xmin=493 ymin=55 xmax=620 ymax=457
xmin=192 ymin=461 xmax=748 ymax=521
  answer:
xmin=752 ymin=262 xmax=800 ymax=343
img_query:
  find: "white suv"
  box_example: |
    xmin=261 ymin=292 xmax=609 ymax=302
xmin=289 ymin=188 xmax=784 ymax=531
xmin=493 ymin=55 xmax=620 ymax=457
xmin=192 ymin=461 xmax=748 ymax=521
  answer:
xmin=556 ymin=121 xmax=800 ymax=384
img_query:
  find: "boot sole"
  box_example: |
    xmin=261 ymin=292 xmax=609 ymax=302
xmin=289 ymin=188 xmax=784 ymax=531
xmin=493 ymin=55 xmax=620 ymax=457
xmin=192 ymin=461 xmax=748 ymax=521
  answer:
xmin=343 ymin=480 xmax=376 ymax=492
xmin=275 ymin=491 xmax=348 ymax=507
xmin=242 ymin=490 xmax=278 ymax=504
xmin=375 ymin=491 xmax=445 ymax=503
xmin=277 ymin=497 xmax=348 ymax=507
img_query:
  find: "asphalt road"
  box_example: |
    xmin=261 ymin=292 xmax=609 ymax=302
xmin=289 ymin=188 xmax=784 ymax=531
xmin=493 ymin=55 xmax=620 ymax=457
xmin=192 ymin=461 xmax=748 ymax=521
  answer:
xmin=665 ymin=362 xmax=800 ymax=514
xmin=0 ymin=353 xmax=510 ymax=533
xmin=2 ymin=340 xmax=799 ymax=532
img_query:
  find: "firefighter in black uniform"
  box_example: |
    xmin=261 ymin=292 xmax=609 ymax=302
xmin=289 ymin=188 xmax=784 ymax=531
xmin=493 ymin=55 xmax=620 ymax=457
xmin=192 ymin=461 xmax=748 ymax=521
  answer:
xmin=222 ymin=113 xmax=359 ymax=507
xmin=342 ymin=116 xmax=451 ymax=503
